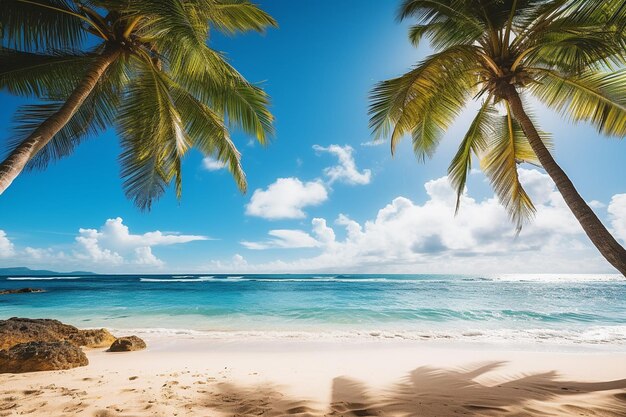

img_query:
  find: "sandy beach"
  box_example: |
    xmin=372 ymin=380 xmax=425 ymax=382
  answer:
xmin=2 ymin=335 xmax=626 ymax=417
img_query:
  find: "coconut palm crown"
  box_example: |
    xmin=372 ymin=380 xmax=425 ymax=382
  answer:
xmin=0 ymin=0 xmax=276 ymax=209
xmin=369 ymin=0 xmax=626 ymax=275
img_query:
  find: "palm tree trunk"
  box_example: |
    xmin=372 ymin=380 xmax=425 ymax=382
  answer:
xmin=0 ymin=48 xmax=121 ymax=195
xmin=505 ymin=86 xmax=626 ymax=276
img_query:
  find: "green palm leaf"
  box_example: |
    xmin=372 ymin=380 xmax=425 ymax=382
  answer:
xmin=480 ymin=103 xmax=536 ymax=231
xmin=529 ymin=69 xmax=626 ymax=137
xmin=448 ymin=99 xmax=497 ymax=212
xmin=169 ymin=49 xmax=274 ymax=143
xmin=117 ymin=61 xmax=190 ymax=210
xmin=170 ymin=84 xmax=247 ymax=192
xmin=0 ymin=48 xmax=94 ymax=97
xmin=0 ymin=0 xmax=85 ymax=51
xmin=369 ymin=46 xmax=483 ymax=154
xmin=201 ymin=0 xmax=278 ymax=34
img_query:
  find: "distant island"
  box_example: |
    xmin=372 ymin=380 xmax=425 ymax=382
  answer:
xmin=0 ymin=267 xmax=95 ymax=277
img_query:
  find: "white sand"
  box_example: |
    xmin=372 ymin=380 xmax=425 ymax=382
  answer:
xmin=1 ymin=336 xmax=626 ymax=416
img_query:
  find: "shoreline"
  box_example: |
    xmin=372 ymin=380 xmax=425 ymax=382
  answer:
xmin=2 ymin=336 xmax=626 ymax=416
xmin=103 ymin=326 xmax=626 ymax=354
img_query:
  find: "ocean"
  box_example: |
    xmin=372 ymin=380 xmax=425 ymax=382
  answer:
xmin=1 ymin=273 xmax=625 ymax=349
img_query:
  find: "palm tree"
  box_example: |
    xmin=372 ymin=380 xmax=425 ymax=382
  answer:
xmin=0 ymin=0 xmax=276 ymax=209
xmin=370 ymin=0 xmax=626 ymax=275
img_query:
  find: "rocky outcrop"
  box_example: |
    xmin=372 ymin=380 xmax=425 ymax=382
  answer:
xmin=0 ymin=318 xmax=77 ymax=350
xmin=0 ymin=288 xmax=45 ymax=295
xmin=68 ymin=329 xmax=117 ymax=349
xmin=0 ymin=317 xmax=117 ymax=350
xmin=0 ymin=341 xmax=88 ymax=373
xmin=108 ymin=336 xmax=146 ymax=352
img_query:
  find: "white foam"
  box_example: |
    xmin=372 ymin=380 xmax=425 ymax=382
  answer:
xmin=6 ymin=276 xmax=82 ymax=280
xmin=486 ymin=274 xmax=624 ymax=283
xmin=140 ymin=276 xmax=215 ymax=283
xmin=103 ymin=325 xmax=626 ymax=346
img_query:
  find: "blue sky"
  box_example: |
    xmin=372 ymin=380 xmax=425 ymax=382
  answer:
xmin=1 ymin=0 xmax=625 ymax=274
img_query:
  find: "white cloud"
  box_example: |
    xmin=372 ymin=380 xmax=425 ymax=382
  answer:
xmin=313 ymin=144 xmax=372 ymax=185
xmin=241 ymin=229 xmax=320 ymax=250
xmin=73 ymin=217 xmax=207 ymax=266
xmin=134 ymin=246 xmax=163 ymax=267
xmin=360 ymin=140 xmax=384 ymax=147
xmin=233 ymin=169 xmax=616 ymax=274
xmin=608 ymin=194 xmax=626 ymax=243
xmin=74 ymin=227 xmax=125 ymax=264
xmin=202 ymin=156 xmax=227 ymax=171
xmin=312 ymin=218 xmax=336 ymax=246
xmin=589 ymin=200 xmax=606 ymax=209
xmin=23 ymin=247 xmax=67 ymax=261
xmin=0 ymin=230 xmax=16 ymax=259
xmin=232 ymin=253 xmax=248 ymax=268
xmin=1 ymin=218 xmax=207 ymax=271
xmin=243 ymin=145 xmax=370 ymax=222
xmin=206 ymin=253 xmax=248 ymax=271
xmin=242 ymin=218 xmax=337 ymax=250
xmin=245 ymin=177 xmax=328 ymax=220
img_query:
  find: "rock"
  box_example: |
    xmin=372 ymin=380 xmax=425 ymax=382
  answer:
xmin=0 ymin=288 xmax=45 ymax=295
xmin=108 ymin=336 xmax=146 ymax=352
xmin=0 ymin=318 xmax=78 ymax=350
xmin=69 ymin=329 xmax=117 ymax=349
xmin=0 ymin=341 xmax=88 ymax=373
xmin=0 ymin=317 xmax=117 ymax=350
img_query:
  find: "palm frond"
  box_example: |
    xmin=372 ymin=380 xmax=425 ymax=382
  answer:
xmin=169 ymin=49 xmax=274 ymax=144
xmin=448 ymin=99 xmax=497 ymax=212
xmin=201 ymin=0 xmax=277 ymax=34
xmin=408 ymin=19 xmax=482 ymax=49
xmin=0 ymin=48 xmax=95 ymax=97
xmin=0 ymin=0 xmax=86 ymax=51
xmin=410 ymin=112 xmax=443 ymax=162
xmin=480 ymin=103 xmax=537 ymax=231
xmin=398 ymin=0 xmax=483 ymax=30
xmin=169 ymin=82 xmax=246 ymax=192
xmin=117 ymin=60 xmax=189 ymax=210
xmin=521 ymin=31 xmax=623 ymax=73
xmin=400 ymin=0 xmax=485 ymax=49
xmin=513 ymin=0 xmax=620 ymax=51
xmin=369 ymin=46 xmax=483 ymax=154
xmin=529 ymin=68 xmax=626 ymax=137
xmin=514 ymin=10 xmax=624 ymax=73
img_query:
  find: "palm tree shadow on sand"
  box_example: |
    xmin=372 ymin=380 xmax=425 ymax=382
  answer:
xmin=204 ymin=361 xmax=626 ymax=417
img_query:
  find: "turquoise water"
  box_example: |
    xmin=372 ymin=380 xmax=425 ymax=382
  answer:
xmin=1 ymin=273 xmax=625 ymax=347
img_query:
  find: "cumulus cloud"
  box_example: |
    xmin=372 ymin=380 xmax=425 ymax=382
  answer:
xmin=73 ymin=217 xmax=207 ymax=266
xmin=202 ymin=156 xmax=227 ymax=171
xmin=313 ymin=144 xmax=371 ymax=185
xmin=245 ymin=177 xmax=328 ymax=220
xmin=241 ymin=218 xmax=337 ymax=250
xmin=205 ymin=253 xmax=249 ymax=271
xmin=134 ymin=247 xmax=164 ymax=267
xmin=1 ymin=218 xmax=207 ymax=270
xmin=234 ymin=169 xmax=616 ymax=274
xmin=23 ymin=247 xmax=67 ymax=261
xmin=608 ymin=194 xmax=626 ymax=243
xmin=0 ymin=230 xmax=16 ymax=259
